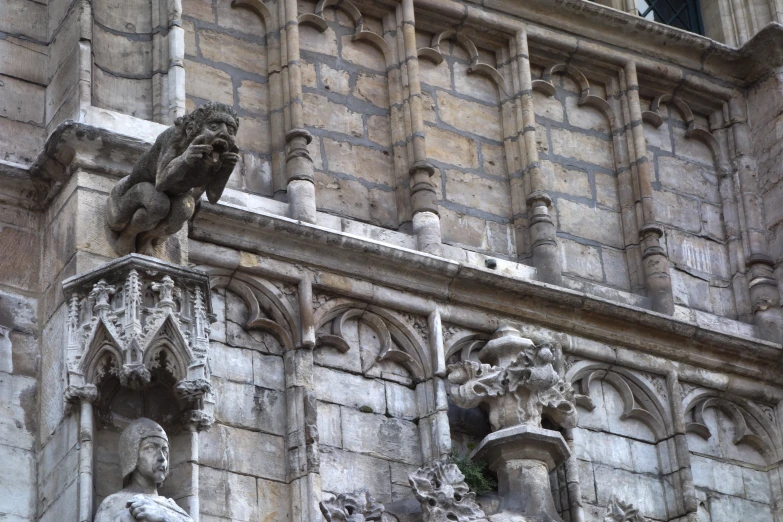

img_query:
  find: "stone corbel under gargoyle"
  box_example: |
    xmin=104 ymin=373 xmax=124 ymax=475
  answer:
xmin=62 ymin=253 xmax=216 ymax=521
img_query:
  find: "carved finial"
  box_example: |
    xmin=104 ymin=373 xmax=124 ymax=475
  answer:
xmin=604 ymin=498 xmax=647 ymax=522
xmin=409 ymin=460 xmax=487 ymax=522
xmin=319 ymin=490 xmax=385 ymax=521
xmin=89 ymin=280 xmax=116 ymax=319
xmin=446 ymin=326 xmax=577 ymax=431
xmin=151 ymin=275 xmax=180 ymax=307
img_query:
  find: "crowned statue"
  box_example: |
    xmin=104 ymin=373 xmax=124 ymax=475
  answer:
xmin=94 ymin=418 xmax=193 ymax=522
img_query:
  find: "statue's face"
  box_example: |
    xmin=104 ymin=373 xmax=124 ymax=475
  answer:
xmin=202 ymin=115 xmax=237 ymax=153
xmin=136 ymin=436 xmax=169 ymax=484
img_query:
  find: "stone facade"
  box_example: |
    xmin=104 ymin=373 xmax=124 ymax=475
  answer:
xmin=4 ymin=1 xmax=783 ymax=521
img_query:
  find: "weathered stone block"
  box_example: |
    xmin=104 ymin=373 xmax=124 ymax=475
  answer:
xmin=340 ymin=36 xmax=385 ymax=72
xmin=236 ymin=115 xmax=271 ymax=153
xmin=317 ymin=400 xmax=342 ymax=448
xmin=453 ymin=61 xmax=499 ymax=104
xmin=252 ymin=351 xmax=285 ymax=391
xmin=533 ymin=91 xmax=564 ymax=122
xmin=550 ymin=128 xmax=614 ymax=170
xmin=300 ymin=25 xmax=339 ymax=56
xmin=427 ymin=126 xmax=479 ymax=169
xmin=355 ymin=72 xmax=389 ymax=109
xmin=93 ymin=67 xmax=152 ymax=120
xmin=313 ymin=366 xmax=386 ymax=413
xmin=213 ymin=378 xmax=285 ymax=435
xmin=654 ymin=190 xmax=701 ymax=232
xmin=322 ymin=139 xmax=393 ymax=186
xmin=594 ymin=465 xmax=667 ymax=521
xmin=386 ymin=381 xmax=417 ymax=421
xmin=186 ymin=60 xmax=234 ymax=105
xmin=657 ymin=156 xmax=720 ymax=204
xmin=304 ymin=93 xmax=363 ymax=137
xmin=200 ymin=466 xmax=258 ymax=521
xmin=199 ymin=28 xmax=267 ymax=76
xmin=340 ymin=407 xmax=422 ymax=465
xmin=541 ymin=161 xmax=591 ymax=199
xmin=444 ymin=169 xmax=511 ymax=217
xmin=320 ymin=447 xmax=392 ymax=502
xmin=436 ymin=91 xmax=502 ymax=141
xmin=0 ymin=74 xmax=45 ymax=126
xmin=557 ymin=198 xmax=624 ymax=249
xmin=257 ymin=477 xmax=292 ymax=522
xmin=0 ymin=443 xmax=35 ymax=517
xmin=200 ymin=424 xmax=286 ymax=481
xmin=419 ymin=61 xmax=451 ymax=90
xmin=238 ymin=80 xmax=269 ymax=115
xmin=0 ymin=373 xmax=35 ymax=451
xmin=564 ymin=95 xmax=610 ymax=133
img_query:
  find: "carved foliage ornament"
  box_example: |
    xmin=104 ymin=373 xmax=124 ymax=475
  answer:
xmin=320 ymin=490 xmax=385 ymax=521
xmin=409 ymin=459 xmax=487 ymax=522
xmin=603 ymin=497 xmax=647 ymax=522
xmin=447 ymin=325 xmax=578 ymax=431
xmin=63 ymin=254 xmax=215 ymax=429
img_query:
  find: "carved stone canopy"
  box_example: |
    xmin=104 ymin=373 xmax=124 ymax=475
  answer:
xmin=62 ymin=254 xmax=215 ymax=430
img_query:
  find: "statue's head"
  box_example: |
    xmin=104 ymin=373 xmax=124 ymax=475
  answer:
xmin=175 ymin=102 xmax=240 ymax=163
xmin=119 ymin=418 xmax=169 ymax=487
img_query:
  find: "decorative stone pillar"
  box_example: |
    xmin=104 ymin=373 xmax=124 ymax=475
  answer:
xmin=727 ymin=96 xmax=783 ymax=343
xmin=447 ymin=325 xmax=579 ymax=522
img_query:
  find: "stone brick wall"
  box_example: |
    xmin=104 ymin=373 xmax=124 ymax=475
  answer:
xmin=183 ymin=0 xmax=275 ymax=198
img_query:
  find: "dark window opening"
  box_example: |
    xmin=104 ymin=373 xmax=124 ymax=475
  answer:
xmin=637 ymin=0 xmax=704 ymax=34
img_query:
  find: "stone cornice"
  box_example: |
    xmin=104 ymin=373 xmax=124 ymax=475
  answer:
xmin=411 ymin=0 xmax=783 ymax=85
xmin=28 ymin=121 xmax=151 ymax=210
xmin=192 ymin=201 xmax=783 ymax=393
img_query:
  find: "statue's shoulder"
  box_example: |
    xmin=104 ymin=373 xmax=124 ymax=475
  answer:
xmin=94 ymin=491 xmax=136 ymax=522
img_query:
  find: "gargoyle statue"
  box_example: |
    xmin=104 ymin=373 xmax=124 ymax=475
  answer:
xmin=106 ymin=101 xmax=241 ymax=255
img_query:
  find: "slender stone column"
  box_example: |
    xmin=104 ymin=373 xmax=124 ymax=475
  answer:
xmin=515 ymin=30 xmax=562 ymax=285
xmin=728 ymin=96 xmax=783 ymax=343
xmin=283 ymin=0 xmax=317 ymax=223
xmin=402 ymin=0 xmax=443 ymax=256
xmin=623 ymin=62 xmax=674 ymax=314
xmin=65 ymin=384 xmax=99 ymax=522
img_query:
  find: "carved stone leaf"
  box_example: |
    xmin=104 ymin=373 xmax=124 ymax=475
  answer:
xmin=447 ymin=360 xmax=505 ymax=410
xmin=319 ymin=490 xmax=385 ymax=521
xmin=409 ymin=460 xmax=487 ymax=522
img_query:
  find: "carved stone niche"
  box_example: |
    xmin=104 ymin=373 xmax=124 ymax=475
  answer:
xmin=62 ymin=253 xmax=215 ymax=520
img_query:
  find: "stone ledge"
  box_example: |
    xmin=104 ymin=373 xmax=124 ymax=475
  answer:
xmin=191 ymin=200 xmax=783 ymax=387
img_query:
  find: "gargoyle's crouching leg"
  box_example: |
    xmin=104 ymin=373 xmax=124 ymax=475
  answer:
xmin=106 ymin=180 xmax=170 ymax=255
xmin=136 ymin=192 xmax=197 ymax=254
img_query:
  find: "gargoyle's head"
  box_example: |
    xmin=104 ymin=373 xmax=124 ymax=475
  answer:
xmin=176 ymin=102 xmax=240 ymax=165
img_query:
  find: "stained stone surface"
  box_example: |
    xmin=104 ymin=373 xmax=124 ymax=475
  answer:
xmin=4 ymin=1 xmax=783 ymax=522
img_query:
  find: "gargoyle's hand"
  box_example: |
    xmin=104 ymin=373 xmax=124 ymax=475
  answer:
xmin=219 ymin=151 xmax=241 ymax=167
xmin=127 ymin=496 xmax=167 ymax=522
xmin=184 ymin=135 xmax=214 ymax=165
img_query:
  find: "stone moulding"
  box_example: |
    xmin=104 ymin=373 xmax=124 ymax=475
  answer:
xmin=192 ymin=201 xmax=783 ymax=388
xmin=62 ymin=253 xmax=216 ymax=428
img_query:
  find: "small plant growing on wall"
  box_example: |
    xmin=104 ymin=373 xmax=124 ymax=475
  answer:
xmin=451 ymin=454 xmax=497 ymax=495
